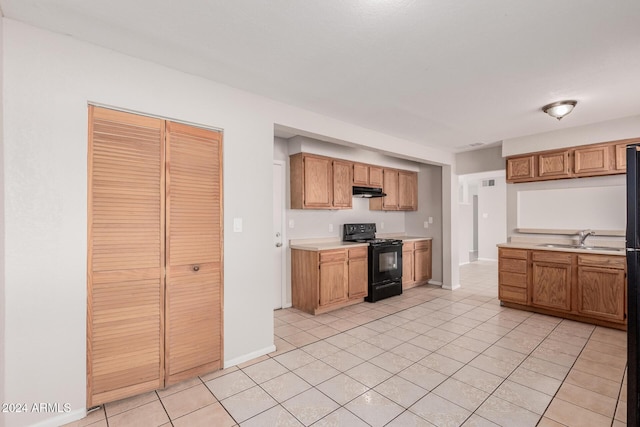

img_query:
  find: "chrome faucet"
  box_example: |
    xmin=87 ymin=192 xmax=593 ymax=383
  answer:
xmin=577 ymin=229 xmax=595 ymax=247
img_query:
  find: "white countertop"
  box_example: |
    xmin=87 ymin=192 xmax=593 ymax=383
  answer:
xmin=498 ymin=242 xmax=625 ymax=256
xmin=289 ymin=235 xmax=431 ymax=251
xmin=290 ymin=241 xmax=369 ymax=251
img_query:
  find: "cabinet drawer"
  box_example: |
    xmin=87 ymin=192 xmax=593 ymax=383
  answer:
xmin=499 ymin=285 xmax=527 ymax=304
xmin=500 ymin=258 xmax=527 ymax=274
xmin=499 ymin=248 xmax=528 ymax=260
xmin=578 ymin=254 xmax=625 ymax=269
xmin=532 ymin=251 xmax=572 ymax=264
xmin=500 ymin=272 xmax=527 ymax=288
xmin=319 ymin=250 xmax=346 ymax=263
xmin=348 ymin=247 xmax=368 ymax=259
xmin=414 ymin=240 xmax=431 ymax=250
xmin=403 ymin=242 xmax=415 ymax=251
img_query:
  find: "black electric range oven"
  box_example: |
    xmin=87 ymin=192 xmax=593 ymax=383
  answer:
xmin=343 ymin=223 xmax=403 ymax=302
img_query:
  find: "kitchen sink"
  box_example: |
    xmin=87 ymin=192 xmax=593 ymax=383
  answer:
xmin=538 ymin=243 xmax=624 ymax=252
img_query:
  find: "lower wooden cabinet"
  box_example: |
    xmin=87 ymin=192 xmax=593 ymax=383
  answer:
xmin=347 ymin=247 xmax=368 ymax=299
xmin=402 ymin=242 xmax=415 ymax=287
xmin=576 ymin=254 xmax=626 ymax=322
xmin=402 ymin=239 xmax=432 ymax=289
xmin=531 ymin=251 xmax=572 ymax=312
xmin=498 ymin=247 xmax=627 ymax=329
xmin=318 ymin=250 xmax=348 ymax=307
xmin=292 ymin=246 xmax=368 ymax=315
xmin=498 ymin=248 xmax=528 ymax=304
xmin=414 ymin=240 xmax=432 ymax=283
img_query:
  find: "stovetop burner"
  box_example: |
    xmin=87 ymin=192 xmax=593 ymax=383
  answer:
xmin=343 ymin=224 xmax=402 ymax=247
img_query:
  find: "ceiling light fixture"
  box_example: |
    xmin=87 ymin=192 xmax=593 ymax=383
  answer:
xmin=542 ymin=100 xmax=577 ymax=121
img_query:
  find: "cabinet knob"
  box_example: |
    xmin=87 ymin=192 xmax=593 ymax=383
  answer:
xmin=192 ymin=265 xmax=200 ymax=272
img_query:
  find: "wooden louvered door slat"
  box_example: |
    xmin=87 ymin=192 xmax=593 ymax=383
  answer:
xmin=165 ymin=121 xmax=223 ymax=385
xmin=87 ymin=106 xmax=165 ymax=406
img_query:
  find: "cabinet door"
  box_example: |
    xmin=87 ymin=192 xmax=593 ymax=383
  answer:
xmin=87 ymin=106 xmax=165 ymax=406
xmin=303 ymin=155 xmax=332 ymax=208
xmin=332 ymin=160 xmax=353 ymax=208
xmin=398 ymin=171 xmax=417 ymax=211
xmin=369 ymin=166 xmax=383 ymax=187
xmin=402 ymin=243 xmax=414 ymax=287
xmin=531 ymin=261 xmax=572 ymax=311
xmin=506 ymin=155 xmax=535 ymax=182
xmin=165 ymin=122 xmax=223 ymax=385
xmin=573 ymin=145 xmax=610 ymax=176
xmin=538 ymin=151 xmax=570 ymax=179
xmin=348 ymin=248 xmax=368 ymax=299
xmin=382 ymin=169 xmax=399 ymax=210
xmin=577 ymin=266 xmax=625 ymax=322
xmin=616 ymin=143 xmax=628 ymax=171
xmin=414 ymin=241 xmax=432 ymax=283
xmin=319 ymin=251 xmax=347 ymax=306
xmin=353 ymin=163 xmax=369 ymax=186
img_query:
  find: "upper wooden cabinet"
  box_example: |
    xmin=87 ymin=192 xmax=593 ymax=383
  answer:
xmin=353 ymin=163 xmax=384 ymax=187
xmin=291 ymin=153 xmax=418 ymax=211
xmin=290 ymin=153 xmax=352 ymax=209
xmin=506 ymin=137 xmax=640 ymax=183
xmin=538 ymin=150 xmax=570 ymax=179
xmin=333 ymin=160 xmax=353 ymax=209
xmin=506 ymin=155 xmax=535 ymax=182
xmin=369 ymin=169 xmax=418 ymax=211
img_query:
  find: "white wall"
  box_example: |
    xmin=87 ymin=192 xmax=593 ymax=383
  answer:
xmin=477 ymin=174 xmax=507 ymax=260
xmin=4 ymin=19 xmax=455 ymax=427
xmin=0 ymin=13 xmax=5 ymax=427
xmin=503 ymin=117 xmax=633 ymax=244
xmin=455 ymin=146 xmax=504 ymax=175
xmin=502 ymin=114 xmax=640 ymax=157
xmin=506 ymin=174 xmax=626 ymax=235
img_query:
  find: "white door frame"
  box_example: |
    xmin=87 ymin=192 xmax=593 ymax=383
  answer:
xmin=273 ymin=160 xmax=289 ymax=308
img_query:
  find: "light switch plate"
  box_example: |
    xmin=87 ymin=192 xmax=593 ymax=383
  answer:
xmin=428 ymin=217 xmax=433 ymax=224
xmin=289 ymin=219 xmax=295 ymax=228
xmin=424 ymin=221 xmax=429 ymax=228
xmin=233 ymin=217 xmax=243 ymax=232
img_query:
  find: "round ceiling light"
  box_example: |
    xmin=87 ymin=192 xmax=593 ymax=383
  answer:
xmin=542 ymin=100 xmax=577 ymax=121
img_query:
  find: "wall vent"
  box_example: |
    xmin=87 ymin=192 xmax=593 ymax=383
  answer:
xmin=482 ymin=179 xmax=495 ymax=187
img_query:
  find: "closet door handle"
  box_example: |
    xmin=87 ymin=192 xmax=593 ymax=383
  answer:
xmin=192 ymin=265 xmax=200 ymax=272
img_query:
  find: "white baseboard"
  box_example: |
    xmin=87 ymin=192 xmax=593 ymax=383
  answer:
xmin=224 ymin=344 xmax=276 ymax=369
xmin=458 ymin=261 xmax=470 ymax=266
xmin=428 ymin=280 xmax=443 ymax=286
xmin=28 ymin=408 xmax=86 ymax=427
xmin=442 ymin=282 xmax=461 ymax=290
xmin=477 ymin=257 xmax=497 ymax=262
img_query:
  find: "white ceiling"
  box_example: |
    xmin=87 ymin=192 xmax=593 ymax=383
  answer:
xmin=3 ymin=0 xmax=640 ymax=152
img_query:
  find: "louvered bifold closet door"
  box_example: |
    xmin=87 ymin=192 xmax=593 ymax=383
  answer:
xmin=165 ymin=121 xmax=223 ymax=385
xmin=87 ymin=107 xmax=165 ymax=406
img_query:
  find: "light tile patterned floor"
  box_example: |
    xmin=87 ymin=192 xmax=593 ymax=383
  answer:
xmin=66 ymin=261 xmax=627 ymax=426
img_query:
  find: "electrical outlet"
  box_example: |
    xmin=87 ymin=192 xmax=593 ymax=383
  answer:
xmin=233 ymin=217 xmax=243 ymax=232
xmin=289 ymin=219 xmax=295 ymax=228
xmin=380 ymin=222 xmax=385 ymax=230
xmin=424 ymin=221 xmax=429 ymax=228
xmin=328 ymin=224 xmax=333 ymax=232
xmin=428 ymin=217 xmax=433 ymax=224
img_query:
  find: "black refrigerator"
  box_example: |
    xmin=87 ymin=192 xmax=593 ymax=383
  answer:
xmin=627 ymin=143 xmax=640 ymax=426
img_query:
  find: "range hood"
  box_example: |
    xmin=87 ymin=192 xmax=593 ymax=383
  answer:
xmin=352 ymin=186 xmax=386 ymax=198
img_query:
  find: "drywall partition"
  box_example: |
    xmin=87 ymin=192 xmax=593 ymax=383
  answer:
xmin=455 ymin=145 xmax=504 ymax=175
xmin=4 ymin=19 xmax=454 ymax=426
xmin=517 ymin=186 xmax=625 ymax=230
xmin=477 ymin=175 xmax=506 ymax=260
xmin=0 ymin=13 xmax=5 ymax=427
xmin=405 ymin=164 xmax=444 ymax=283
